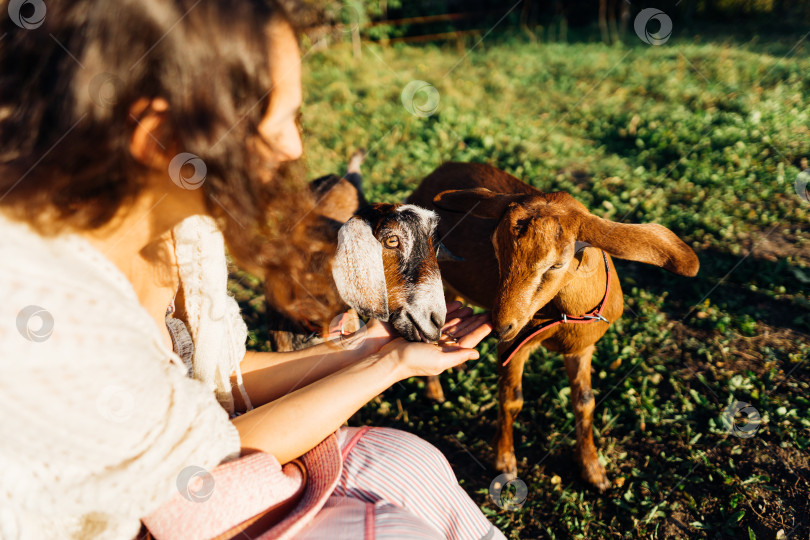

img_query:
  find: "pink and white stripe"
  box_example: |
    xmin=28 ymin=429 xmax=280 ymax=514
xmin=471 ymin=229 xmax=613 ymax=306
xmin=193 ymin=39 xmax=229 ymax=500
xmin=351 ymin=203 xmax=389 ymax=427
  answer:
xmin=297 ymin=426 xmax=505 ymax=540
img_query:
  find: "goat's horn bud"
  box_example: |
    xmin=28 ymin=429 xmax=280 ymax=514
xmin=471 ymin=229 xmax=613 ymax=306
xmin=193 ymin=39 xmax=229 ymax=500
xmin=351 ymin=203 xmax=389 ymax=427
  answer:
xmin=436 ymin=242 xmax=464 ymax=262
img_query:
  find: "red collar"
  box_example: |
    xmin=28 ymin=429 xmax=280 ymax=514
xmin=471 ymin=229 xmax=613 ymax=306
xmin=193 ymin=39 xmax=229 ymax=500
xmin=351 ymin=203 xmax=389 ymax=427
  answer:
xmin=502 ymin=250 xmax=611 ymax=366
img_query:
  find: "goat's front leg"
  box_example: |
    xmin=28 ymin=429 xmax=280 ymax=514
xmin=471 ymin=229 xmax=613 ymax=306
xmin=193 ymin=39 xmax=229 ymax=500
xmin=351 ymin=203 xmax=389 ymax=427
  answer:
xmin=563 ymin=344 xmax=609 ymax=491
xmin=425 ymin=374 xmax=445 ymax=402
xmin=494 ymin=344 xmax=531 ymax=475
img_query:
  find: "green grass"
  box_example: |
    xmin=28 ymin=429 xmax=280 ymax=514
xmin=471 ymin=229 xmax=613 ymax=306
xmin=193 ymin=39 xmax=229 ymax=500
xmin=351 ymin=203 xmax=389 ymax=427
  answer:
xmin=232 ymin=30 xmax=810 ymax=539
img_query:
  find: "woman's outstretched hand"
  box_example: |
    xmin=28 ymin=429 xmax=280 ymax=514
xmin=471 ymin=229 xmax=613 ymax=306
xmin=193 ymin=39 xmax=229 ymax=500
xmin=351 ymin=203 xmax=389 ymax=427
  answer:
xmin=350 ymin=300 xmax=492 ymax=358
xmin=441 ymin=300 xmax=493 ymax=349
xmin=372 ymin=300 xmax=493 ymax=378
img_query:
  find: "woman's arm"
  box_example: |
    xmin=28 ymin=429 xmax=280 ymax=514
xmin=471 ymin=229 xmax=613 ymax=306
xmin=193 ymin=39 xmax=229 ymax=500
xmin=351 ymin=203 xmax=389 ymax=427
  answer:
xmin=232 ymin=336 xmax=486 ymax=464
xmin=233 ymin=303 xmax=488 ymax=408
xmin=233 ymin=317 xmax=395 ymax=408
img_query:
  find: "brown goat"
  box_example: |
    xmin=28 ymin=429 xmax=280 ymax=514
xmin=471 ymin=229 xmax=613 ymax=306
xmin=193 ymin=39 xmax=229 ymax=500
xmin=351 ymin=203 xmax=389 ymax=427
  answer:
xmin=407 ymin=162 xmax=699 ymax=491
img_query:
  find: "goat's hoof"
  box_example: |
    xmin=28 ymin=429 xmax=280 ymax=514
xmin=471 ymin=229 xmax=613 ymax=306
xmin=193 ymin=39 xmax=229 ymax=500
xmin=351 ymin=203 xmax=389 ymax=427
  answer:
xmin=494 ymin=451 xmax=518 ymax=476
xmin=581 ymin=460 xmax=610 ymax=492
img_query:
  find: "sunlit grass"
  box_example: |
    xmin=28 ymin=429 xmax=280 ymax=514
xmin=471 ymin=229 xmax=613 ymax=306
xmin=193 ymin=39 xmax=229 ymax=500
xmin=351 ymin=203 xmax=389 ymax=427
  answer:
xmin=233 ymin=31 xmax=810 ymax=538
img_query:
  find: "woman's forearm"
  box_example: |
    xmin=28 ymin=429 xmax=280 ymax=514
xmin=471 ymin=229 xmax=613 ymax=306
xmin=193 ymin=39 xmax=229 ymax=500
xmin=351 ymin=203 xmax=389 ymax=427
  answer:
xmin=235 ymin=334 xmax=376 ymax=408
xmin=232 ymin=351 xmax=400 ymax=464
xmin=234 ymin=322 xmax=396 ymax=409
xmin=241 ymin=334 xmax=369 ymax=374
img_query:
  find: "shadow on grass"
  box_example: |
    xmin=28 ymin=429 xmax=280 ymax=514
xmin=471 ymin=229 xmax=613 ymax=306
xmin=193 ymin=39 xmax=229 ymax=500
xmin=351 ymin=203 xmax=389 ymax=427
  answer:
xmin=617 ymin=246 xmax=810 ymax=335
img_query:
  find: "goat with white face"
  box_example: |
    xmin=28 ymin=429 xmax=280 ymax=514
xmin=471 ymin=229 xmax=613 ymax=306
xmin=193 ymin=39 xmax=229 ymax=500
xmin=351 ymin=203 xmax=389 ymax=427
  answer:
xmin=267 ymin=152 xmax=457 ymax=350
xmin=333 ymin=203 xmax=447 ymax=343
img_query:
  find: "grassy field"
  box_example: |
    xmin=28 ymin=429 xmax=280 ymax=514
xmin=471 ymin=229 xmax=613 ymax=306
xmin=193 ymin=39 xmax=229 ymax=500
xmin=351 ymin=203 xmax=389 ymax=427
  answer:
xmin=231 ymin=28 xmax=810 ymax=539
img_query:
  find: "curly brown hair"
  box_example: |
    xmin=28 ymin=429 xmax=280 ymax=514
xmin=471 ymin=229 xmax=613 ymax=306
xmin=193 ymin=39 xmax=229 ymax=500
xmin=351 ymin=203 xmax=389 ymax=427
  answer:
xmin=0 ymin=0 xmax=342 ymax=324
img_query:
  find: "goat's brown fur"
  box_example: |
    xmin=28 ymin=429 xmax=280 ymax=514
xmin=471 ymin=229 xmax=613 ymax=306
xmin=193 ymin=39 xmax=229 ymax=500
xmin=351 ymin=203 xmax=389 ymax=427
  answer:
xmin=408 ymin=162 xmax=698 ymax=491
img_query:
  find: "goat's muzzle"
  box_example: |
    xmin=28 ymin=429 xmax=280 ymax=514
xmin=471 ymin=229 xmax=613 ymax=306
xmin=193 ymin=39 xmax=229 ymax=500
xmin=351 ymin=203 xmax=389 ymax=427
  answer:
xmin=391 ymin=304 xmax=445 ymax=343
xmin=496 ymin=321 xmax=521 ymax=342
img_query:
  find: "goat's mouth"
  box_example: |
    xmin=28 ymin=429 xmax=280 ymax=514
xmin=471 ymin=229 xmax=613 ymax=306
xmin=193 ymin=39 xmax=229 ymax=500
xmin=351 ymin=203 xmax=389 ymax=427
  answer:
xmin=493 ymin=312 xmax=531 ymax=343
xmin=392 ymin=311 xmax=439 ymax=343
xmin=407 ymin=312 xmax=435 ymax=343
xmin=496 ymin=326 xmax=521 ymax=343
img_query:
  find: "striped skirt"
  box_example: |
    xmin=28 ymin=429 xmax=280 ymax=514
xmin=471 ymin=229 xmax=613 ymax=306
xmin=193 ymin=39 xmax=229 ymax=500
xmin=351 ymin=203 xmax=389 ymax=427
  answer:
xmin=297 ymin=426 xmax=506 ymax=540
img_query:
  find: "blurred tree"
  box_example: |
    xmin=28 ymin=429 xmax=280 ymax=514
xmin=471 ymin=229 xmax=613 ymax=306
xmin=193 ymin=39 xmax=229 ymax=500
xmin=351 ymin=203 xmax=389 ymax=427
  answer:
xmin=598 ymin=0 xmax=630 ymax=44
xmin=281 ymin=0 xmax=810 ymax=45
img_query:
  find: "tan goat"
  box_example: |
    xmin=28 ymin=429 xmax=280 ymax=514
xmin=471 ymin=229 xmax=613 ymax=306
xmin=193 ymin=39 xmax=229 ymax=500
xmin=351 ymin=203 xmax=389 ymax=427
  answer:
xmin=407 ymin=162 xmax=699 ymax=491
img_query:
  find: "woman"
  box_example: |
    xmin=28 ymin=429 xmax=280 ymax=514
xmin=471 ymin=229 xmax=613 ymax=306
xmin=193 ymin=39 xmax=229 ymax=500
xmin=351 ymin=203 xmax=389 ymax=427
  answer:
xmin=0 ymin=1 xmax=504 ymax=539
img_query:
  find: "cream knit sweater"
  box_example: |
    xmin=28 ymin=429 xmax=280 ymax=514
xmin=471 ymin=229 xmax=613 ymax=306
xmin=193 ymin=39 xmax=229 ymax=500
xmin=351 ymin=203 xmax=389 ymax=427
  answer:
xmin=0 ymin=213 xmax=249 ymax=540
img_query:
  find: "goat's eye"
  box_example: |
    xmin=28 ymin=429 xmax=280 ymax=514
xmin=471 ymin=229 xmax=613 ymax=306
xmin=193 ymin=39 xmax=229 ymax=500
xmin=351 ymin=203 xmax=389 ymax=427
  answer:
xmin=384 ymin=235 xmax=400 ymax=249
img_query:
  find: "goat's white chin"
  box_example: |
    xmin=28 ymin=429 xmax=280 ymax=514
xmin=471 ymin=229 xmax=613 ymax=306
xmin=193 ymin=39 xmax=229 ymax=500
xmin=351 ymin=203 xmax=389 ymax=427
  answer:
xmin=414 ymin=327 xmax=433 ymax=344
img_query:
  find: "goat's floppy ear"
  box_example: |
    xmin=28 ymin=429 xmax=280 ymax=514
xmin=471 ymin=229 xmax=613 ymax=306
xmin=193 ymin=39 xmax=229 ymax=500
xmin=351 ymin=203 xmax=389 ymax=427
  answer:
xmin=577 ymin=213 xmax=699 ymax=276
xmin=433 ymin=188 xmax=523 ymax=219
xmin=331 ymin=217 xmax=390 ymax=321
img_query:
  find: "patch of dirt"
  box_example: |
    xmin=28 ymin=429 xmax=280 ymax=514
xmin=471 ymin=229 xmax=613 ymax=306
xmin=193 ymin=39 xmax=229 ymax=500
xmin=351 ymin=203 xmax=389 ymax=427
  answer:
xmin=735 ymin=440 xmax=810 ymax=538
xmin=739 ymin=226 xmax=810 ymax=266
xmin=652 ymin=321 xmax=810 ymax=539
xmin=562 ymin=168 xmax=592 ymax=189
xmin=666 ymin=321 xmax=809 ymax=378
xmin=641 ymin=436 xmax=810 ymax=539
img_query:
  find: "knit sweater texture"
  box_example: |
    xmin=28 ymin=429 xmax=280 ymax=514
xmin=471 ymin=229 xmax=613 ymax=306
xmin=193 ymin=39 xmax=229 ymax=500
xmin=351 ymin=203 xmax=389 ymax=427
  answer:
xmin=0 ymin=213 xmax=248 ymax=540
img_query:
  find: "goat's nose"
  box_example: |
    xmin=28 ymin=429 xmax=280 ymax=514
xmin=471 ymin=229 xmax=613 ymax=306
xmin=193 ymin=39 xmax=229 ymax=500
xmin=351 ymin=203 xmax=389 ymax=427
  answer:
xmin=430 ymin=310 xmax=444 ymax=330
xmin=497 ymin=322 xmax=516 ymax=339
